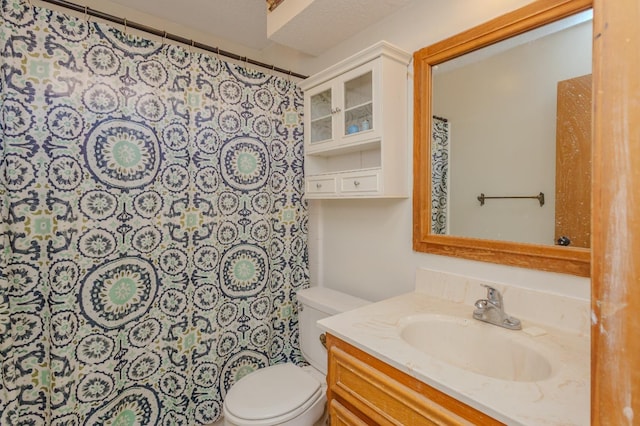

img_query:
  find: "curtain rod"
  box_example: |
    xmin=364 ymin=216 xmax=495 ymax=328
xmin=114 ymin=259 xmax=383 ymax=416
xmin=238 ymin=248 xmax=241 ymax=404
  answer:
xmin=38 ymin=0 xmax=309 ymax=80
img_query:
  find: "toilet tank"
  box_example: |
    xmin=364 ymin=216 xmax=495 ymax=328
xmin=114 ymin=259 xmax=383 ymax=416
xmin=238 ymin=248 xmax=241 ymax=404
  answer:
xmin=296 ymin=287 xmax=369 ymax=374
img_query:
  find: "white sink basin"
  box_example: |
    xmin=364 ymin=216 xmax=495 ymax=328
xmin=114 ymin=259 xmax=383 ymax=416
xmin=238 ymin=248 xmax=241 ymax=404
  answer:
xmin=398 ymin=314 xmax=553 ymax=382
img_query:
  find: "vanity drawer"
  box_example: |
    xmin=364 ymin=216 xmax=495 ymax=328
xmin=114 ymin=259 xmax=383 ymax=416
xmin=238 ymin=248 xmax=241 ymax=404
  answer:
xmin=339 ymin=171 xmax=379 ymax=194
xmin=327 ymin=334 xmax=502 ymax=426
xmin=329 ymin=400 xmax=369 ymax=426
xmin=306 ymin=177 xmax=336 ymax=194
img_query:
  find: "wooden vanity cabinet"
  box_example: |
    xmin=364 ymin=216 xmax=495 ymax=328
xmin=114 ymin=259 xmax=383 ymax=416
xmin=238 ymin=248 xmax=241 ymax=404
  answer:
xmin=325 ymin=334 xmax=503 ymax=426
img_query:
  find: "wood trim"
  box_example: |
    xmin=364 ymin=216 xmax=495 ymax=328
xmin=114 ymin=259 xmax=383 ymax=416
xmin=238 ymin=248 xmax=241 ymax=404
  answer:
xmin=416 ymin=235 xmax=590 ymax=276
xmin=414 ymin=0 xmax=592 ymax=64
xmin=413 ymin=0 xmax=592 ymax=276
xmin=591 ymin=0 xmax=640 ymax=422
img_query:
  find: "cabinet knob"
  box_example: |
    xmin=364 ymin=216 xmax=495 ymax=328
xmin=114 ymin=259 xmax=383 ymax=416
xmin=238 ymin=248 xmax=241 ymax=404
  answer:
xmin=353 ymin=181 xmax=360 ymax=187
xmin=316 ymin=183 xmax=322 ymax=189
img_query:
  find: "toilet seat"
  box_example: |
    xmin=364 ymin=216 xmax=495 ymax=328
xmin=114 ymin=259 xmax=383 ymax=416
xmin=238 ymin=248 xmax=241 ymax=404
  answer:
xmin=224 ymin=363 xmax=324 ymax=425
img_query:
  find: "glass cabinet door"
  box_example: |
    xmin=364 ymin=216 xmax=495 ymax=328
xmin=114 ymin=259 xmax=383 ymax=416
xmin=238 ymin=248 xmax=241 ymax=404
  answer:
xmin=343 ymin=71 xmax=373 ymax=136
xmin=309 ymin=88 xmax=333 ymax=143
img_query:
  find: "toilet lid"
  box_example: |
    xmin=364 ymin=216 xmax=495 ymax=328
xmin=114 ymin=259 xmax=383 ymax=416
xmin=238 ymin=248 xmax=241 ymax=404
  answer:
xmin=225 ymin=363 xmax=322 ymax=421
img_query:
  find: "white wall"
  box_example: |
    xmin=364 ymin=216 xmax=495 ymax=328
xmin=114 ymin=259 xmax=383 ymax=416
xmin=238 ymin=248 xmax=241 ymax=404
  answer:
xmin=304 ymin=0 xmax=590 ymax=302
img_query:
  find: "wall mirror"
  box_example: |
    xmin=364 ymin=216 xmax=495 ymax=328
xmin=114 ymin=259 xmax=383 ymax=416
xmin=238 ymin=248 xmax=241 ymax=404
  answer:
xmin=413 ymin=0 xmax=592 ymax=276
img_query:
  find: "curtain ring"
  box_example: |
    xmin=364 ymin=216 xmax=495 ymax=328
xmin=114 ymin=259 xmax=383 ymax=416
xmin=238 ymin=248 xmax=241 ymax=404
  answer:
xmin=84 ymin=5 xmax=92 ymax=34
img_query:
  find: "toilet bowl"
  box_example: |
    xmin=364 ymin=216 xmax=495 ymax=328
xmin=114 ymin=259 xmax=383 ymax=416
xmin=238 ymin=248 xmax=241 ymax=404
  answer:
xmin=222 ymin=287 xmax=369 ymax=426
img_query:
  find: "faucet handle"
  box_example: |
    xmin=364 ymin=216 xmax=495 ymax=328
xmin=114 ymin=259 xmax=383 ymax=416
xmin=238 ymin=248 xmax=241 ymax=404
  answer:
xmin=480 ymin=284 xmax=503 ymax=306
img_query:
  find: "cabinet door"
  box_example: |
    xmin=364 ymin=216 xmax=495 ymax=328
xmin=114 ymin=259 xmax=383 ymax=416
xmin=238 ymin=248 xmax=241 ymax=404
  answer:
xmin=307 ymin=80 xmax=335 ymax=145
xmin=340 ymin=62 xmax=378 ymax=142
xmin=555 ymin=74 xmax=591 ymax=248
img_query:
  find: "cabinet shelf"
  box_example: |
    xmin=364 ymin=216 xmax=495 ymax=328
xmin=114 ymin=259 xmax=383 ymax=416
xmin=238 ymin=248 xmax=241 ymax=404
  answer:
xmin=344 ymin=101 xmax=373 ymax=114
xmin=308 ymin=166 xmax=380 ymax=176
xmin=300 ymin=41 xmax=411 ymax=199
xmin=306 ymin=138 xmax=380 ymax=157
xmin=311 ymin=114 xmax=332 ymax=122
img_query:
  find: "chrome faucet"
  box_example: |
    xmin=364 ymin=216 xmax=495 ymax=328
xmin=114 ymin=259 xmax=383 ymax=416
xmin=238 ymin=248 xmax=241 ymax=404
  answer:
xmin=473 ymin=284 xmax=521 ymax=330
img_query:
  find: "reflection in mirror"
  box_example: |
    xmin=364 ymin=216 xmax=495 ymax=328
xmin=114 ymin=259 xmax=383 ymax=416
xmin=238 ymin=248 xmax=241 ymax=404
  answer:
xmin=431 ymin=11 xmax=592 ymax=247
xmin=413 ymin=0 xmax=592 ymax=276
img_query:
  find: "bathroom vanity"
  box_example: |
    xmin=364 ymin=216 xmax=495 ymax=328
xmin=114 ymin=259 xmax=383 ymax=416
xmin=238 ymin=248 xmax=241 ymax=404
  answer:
xmin=318 ymin=269 xmax=590 ymax=425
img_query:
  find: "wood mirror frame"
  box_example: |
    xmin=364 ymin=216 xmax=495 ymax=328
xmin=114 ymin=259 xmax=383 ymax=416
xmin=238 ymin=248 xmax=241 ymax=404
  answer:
xmin=413 ymin=0 xmax=592 ymax=277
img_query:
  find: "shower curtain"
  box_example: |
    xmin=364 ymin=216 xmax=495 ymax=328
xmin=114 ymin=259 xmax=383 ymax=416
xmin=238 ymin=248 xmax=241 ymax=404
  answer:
xmin=0 ymin=1 xmax=308 ymax=424
xmin=431 ymin=116 xmax=449 ymax=235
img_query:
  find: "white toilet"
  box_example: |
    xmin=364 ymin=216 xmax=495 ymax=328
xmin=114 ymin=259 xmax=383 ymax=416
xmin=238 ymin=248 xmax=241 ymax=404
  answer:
xmin=222 ymin=287 xmax=369 ymax=426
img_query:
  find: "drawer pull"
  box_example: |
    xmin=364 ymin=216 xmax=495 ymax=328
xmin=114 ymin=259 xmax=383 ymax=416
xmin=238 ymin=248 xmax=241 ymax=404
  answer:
xmin=319 ymin=333 xmax=327 ymax=348
xmin=353 ymin=181 xmax=360 ymax=187
xmin=316 ymin=183 xmax=322 ymax=189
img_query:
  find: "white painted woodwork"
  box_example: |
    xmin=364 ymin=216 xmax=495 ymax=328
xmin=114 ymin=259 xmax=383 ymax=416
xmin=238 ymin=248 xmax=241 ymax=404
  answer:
xmin=301 ymin=41 xmax=411 ymax=199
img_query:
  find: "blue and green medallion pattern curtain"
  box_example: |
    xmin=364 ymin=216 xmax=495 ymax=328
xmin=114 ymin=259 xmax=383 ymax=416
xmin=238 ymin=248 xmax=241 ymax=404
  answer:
xmin=431 ymin=116 xmax=449 ymax=235
xmin=0 ymin=1 xmax=308 ymax=424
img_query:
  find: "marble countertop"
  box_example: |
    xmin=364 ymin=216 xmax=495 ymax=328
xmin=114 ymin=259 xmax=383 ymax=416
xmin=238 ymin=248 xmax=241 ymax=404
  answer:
xmin=318 ymin=291 xmax=590 ymax=425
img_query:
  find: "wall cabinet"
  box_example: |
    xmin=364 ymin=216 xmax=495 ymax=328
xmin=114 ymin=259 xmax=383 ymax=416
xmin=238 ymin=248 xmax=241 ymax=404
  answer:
xmin=300 ymin=42 xmax=411 ymax=198
xmin=326 ymin=334 xmax=503 ymax=426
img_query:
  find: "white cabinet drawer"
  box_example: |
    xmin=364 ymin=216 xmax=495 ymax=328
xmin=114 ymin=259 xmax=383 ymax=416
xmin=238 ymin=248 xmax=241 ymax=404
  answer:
xmin=340 ymin=172 xmax=379 ymax=193
xmin=306 ymin=177 xmax=336 ymax=194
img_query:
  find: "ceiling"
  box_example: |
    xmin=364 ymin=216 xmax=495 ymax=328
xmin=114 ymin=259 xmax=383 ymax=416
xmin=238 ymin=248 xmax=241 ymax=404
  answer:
xmin=107 ymin=0 xmax=414 ymax=56
xmin=108 ymin=0 xmax=271 ymax=50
